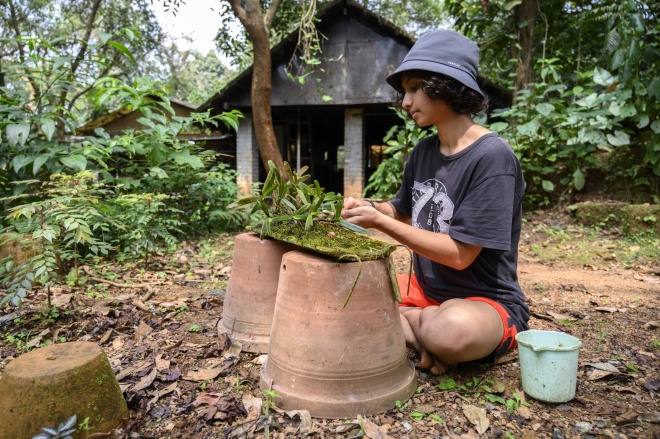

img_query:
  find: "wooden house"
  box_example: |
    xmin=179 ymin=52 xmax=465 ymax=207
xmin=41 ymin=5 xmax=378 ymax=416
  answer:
xmin=200 ymin=0 xmax=511 ymax=197
xmin=76 ymin=98 xmax=234 ymax=164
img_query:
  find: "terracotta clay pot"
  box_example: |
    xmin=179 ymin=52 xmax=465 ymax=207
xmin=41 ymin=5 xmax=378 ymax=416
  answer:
xmin=261 ymin=250 xmax=417 ymax=418
xmin=218 ymin=233 xmax=296 ymax=353
xmin=0 ymin=341 xmax=127 ymax=438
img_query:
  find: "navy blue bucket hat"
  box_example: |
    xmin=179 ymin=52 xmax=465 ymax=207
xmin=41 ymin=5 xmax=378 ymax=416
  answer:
xmin=387 ymin=30 xmax=484 ymax=96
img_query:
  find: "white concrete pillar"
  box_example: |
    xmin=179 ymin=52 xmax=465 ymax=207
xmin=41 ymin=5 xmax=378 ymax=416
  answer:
xmin=236 ymin=113 xmax=260 ymax=195
xmin=343 ymin=108 xmax=365 ymax=198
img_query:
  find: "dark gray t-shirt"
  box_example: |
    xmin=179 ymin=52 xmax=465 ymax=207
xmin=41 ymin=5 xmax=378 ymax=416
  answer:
xmin=390 ymin=133 xmax=529 ymax=331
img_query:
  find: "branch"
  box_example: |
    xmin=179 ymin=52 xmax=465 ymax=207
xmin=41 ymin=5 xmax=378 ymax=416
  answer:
xmin=70 ymin=0 xmax=103 ymax=75
xmin=227 ymin=0 xmax=248 ymax=23
xmin=67 ymin=64 xmax=111 ymax=111
xmin=88 ymin=277 xmax=166 ymax=288
xmin=264 ymin=0 xmax=285 ymax=30
xmin=7 ymin=0 xmax=26 ymax=63
xmin=8 ymin=0 xmax=41 ymax=104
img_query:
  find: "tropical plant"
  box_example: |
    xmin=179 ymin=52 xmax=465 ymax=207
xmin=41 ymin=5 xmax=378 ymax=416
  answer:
xmin=0 ymin=33 xmax=246 ymax=310
xmin=31 ymin=414 xmax=77 ymax=439
xmin=229 ymin=160 xmax=362 ymax=237
xmin=489 ymin=60 xmax=658 ymax=206
xmin=0 ymin=172 xmax=116 ymax=309
xmin=362 ymin=109 xmax=435 ymax=200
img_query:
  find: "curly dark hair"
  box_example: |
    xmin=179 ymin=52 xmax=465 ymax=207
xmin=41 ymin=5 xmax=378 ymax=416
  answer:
xmin=392 ymin=70 xmax=489 ymax=116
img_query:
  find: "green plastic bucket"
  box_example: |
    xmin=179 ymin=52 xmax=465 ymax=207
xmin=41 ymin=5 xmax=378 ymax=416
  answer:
xmin=515 ymin=330 xmax=582 ymax=403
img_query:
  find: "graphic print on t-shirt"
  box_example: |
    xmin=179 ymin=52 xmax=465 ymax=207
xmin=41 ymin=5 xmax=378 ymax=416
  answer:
xmin=411 ymin=179 xmax=454 ymax=234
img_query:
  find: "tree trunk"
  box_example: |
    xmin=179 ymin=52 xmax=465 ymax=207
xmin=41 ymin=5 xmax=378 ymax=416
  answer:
xmin=228 ymin=0 xmax=285 ymax=173
xmin=250 ymin=25 xmax=285 ymax=172
xmin=513 ymin=0 xmax=537 ymax=95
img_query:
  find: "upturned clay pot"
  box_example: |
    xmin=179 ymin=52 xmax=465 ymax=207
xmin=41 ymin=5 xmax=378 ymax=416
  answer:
xmin=0 ymin=341 xmax=127 ymax=438
xmin=218 ymin=233 xmax=297 ymax=353
xmin=261 ymin=250 xmax=417 ymax=418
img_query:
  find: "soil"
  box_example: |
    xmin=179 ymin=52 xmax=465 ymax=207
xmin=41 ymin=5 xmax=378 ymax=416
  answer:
xmin=0 ymin=206 xmax=659 ymax=439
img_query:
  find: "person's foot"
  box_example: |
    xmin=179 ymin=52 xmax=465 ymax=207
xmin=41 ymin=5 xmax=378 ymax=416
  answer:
xmin=399 ymin=311 xmax=447 ymax=375
xmin=419 ymin=348 xmax=447 ymax=375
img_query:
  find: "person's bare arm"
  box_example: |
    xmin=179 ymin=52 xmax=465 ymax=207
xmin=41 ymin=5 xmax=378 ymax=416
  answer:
xmin=341 ymin=198 xmax=481 ymax=270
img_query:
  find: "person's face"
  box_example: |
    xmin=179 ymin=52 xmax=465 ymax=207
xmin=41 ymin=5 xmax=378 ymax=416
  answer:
xmin=401 ymin=74 xmax=451 ymax=128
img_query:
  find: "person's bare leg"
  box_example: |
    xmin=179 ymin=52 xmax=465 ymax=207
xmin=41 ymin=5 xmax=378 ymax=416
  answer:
xmin=416 ymin=299 xmax=504 ymax=366
xmin=399 ymin=308 xmax=448 ymax=374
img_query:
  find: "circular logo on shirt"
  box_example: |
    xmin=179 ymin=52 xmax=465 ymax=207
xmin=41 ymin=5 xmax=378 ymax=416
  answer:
xmin=411 ymin=179 xmax=454 ymax=234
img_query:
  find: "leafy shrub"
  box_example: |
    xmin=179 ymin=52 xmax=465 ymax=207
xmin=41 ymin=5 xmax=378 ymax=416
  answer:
xmin=0 ymin=34 xmax=245 ymax=310
xmin=362 ymin=109 xmax=435 ymax=200
xmin=489 ymin=61 xmax=658 ymax=207
xmin=141 ymin=158 xmax=246 ymax=235
xmin=1 ymin=172 xmax=115 ymax=308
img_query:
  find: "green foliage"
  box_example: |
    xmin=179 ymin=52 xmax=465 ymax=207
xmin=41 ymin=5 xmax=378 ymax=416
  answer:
xmin=0 ymin=35 xmax=246 ymax=310
xmin=1 ymin=172 xmax=115 ymax=308
xmin=0 ymin=29 xmax=143 ymax=206
xmin=263 ymin=389 xmax=281 ymax=411
xmin=435 ymin=375 xmax=526 ymax=413
xmin=110 ymin=193 xmax=182 ymax=263
xmin=141 ymin=161 xmax=246 ymax=235
xmin=436 ymin=0 xmax=658 ymax=205
xmin=160 ymin=47 xmax=233 ymax=106
xmin=362 ymin=109 xmax=435 ymax=200
xmin=505 ymin=392 xmax=530 ymax=414
xmin=489 ymin=60 xmax=658 ymax=207
xmin=230 ymin=160 xmax=364 ymax=237
xmin=31 ymin=414 xmax=77 ymax=439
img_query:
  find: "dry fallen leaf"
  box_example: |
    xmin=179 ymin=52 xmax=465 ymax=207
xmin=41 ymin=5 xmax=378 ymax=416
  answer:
xmin=193 ymin=392 xmax=223 ymax=406
xmin=335 ymin=422 xmax=360 ymax=433
xmin=26 ymin=328 xmax=51 ymax=349
xmin=587 ymin=369 xmax=620 ymax=381
xmin=515 ymin=389 xmax=532 ymax=419
xmin=638 ymin=411 xmax=660 ymax=424
xmin=99 ymin=328 xmax=113 ymax=345
xmin=134 ymin=320 xmax=153 ymax=339
xmin=415 ymin=404 xmax=435 ymax=414
xmin=644 ymin=321 xmax=659 ymax=330
xmin=463 ymin=404 xmax=489 ymax=435
xmin=613 ymin=385 xmax=637 ymax=394
xmin=115 ymin=359 xmax=152 ymax=381
xmin=131 ymin=366 xmax=158 ymax=393
xmin=358 ymin=414 xmax=392 ymax=439
xmin=183 ymin=368 xmax=223 ymax=381
xmin=155 ymin=353 xmax=170 ymax=371
xmin=546 ymin=311 xmax=577 ymax=321
xmin=242 ymin=395 xmax=262 ymax=421
xmin=51 ymin=293 xmax=73 ymax=307
xmin=615 ymin=408 xmax=639 ymax=424
xmin=586 ymin=362 xmax=620 ymax=373
xmin=222 ymin=341 xmax=243 ymax=359
xmin=285 ymin=409 xmax=313 ymax=433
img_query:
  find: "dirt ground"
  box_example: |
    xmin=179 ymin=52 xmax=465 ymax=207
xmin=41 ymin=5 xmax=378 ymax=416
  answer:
xmin=0 ymin=206 xmax=658 ymax=439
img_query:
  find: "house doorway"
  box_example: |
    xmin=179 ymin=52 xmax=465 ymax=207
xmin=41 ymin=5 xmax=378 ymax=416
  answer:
xmin=273 ymin=107 xmax=344 ymax=195
xmin=364 ymin=107 xmax=403 ymax=186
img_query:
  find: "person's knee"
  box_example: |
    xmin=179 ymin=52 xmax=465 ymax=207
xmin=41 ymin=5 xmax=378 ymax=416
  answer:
xmin=417 ymin=307 xmax=475 ymax=354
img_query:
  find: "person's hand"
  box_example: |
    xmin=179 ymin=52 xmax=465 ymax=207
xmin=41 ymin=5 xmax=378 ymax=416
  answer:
xmin=341 ymin=197 xmax=381 ymax=229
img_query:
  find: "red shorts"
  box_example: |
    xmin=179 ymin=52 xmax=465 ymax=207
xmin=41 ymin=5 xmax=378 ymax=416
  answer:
xmin=396 ymin=273 xmax=518 ymax=357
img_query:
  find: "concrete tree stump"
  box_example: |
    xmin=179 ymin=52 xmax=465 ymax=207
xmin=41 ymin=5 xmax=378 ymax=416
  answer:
xmin=0 ymin=341 xmax=128 ymax=438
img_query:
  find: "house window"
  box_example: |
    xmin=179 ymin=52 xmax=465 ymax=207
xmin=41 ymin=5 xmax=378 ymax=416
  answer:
xmin=368 ymin=144 xmax=387 ymax=168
